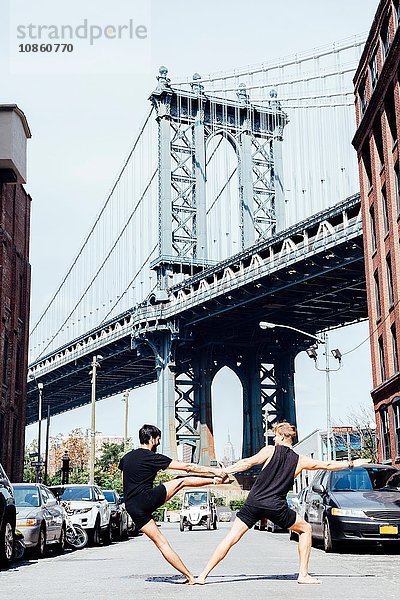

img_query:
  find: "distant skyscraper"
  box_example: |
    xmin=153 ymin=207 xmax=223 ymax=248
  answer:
xmin=221 ymin=431 xmax=236 ymax=466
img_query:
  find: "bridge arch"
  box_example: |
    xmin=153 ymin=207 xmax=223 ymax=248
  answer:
xmin=211 ymin=365 xmax=243 ymax=461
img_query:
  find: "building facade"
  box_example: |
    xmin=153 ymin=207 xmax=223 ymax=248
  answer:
xmin=0 ymin=105 xmax=31 ymax=480
xmin=353 ymin=0 xmax=400 ymax=466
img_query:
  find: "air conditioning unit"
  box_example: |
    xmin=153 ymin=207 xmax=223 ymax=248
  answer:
xmin=0 ymin=105 xmax=31 ymax=184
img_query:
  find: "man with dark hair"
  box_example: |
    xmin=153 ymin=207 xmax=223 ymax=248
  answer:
xmin=118 ymin=423 xmax=226 ymax=584
xmin=197 ymin=422 xmax=370 ymax=585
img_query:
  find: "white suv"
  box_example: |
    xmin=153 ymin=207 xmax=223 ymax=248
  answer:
xmin=50 ymin=484 xmax=111 ymax=545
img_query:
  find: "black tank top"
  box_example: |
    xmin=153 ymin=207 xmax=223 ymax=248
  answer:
xmin=246 ymin=445 xmax=299 ymax=510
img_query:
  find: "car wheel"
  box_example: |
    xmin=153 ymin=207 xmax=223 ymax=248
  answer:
xmin=57 ymin=524 xmax=66 ymax=554
xmin=35 ymin=524 xmax=46 ymax=558
xmin=89 ymin=518 xmax=101 ymax=546
xmin=0 ymin=515 xmax=14 ymax=566
xmin=102 ymin=523 xmax=112 ymax=546
xmin=323 ymin=518 xmax=335 ymax=553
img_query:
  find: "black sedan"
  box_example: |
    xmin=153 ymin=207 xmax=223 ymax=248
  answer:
xmin=102 ymin=490 xmax=129 ymax=540
xmin=306 ymin=464 xmax=400 ymax=552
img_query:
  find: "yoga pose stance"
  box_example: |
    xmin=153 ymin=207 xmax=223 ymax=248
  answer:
xmin=118 ymin=424 xmax=225 ymax=585
xmin=197 ymin=422 xmax=370 ymax=585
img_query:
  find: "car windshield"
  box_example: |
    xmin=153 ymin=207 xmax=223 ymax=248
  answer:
xmin=13 ymin=486 xmax=40 ymax=507
xmin=60 ymin=486 xmax=93 ymax=501
xmin=331 ymin=467 xmax=398 ymax=492
xmin=382 ymin=471 xmax=400 ymax=490
xmin=184 ymin=492 xmax=208 ymax=506
xmin=103 ymin=491 xmax=116 ymax=503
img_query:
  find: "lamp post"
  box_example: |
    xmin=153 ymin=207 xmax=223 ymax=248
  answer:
xmin=259 ymin=321 xmax=342 ymax=459
xmin=36 ymin=382 xmax=44 ymax=483
xmin=89 ymin=355 xmax=103 ymax=485
xmin=122 ymin=390 xmax=130 ymax=450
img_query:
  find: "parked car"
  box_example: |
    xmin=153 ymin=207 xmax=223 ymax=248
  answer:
xmin=306 ymin=464 xmax=400 ymax=552
xmin=12 ymin=483 xmax=66 ymax=557
xmin=0 ymin=463 xmax=16 ymax=566
xmin=180 ymin=489 xmax=217 ymax=531
xmin=289 ymin=487 xmax=311 ymax=540
xmin=49 ymin=484 xmax=111 ymax=545
xmin=255 ymin=493 xmax=297 ymax=532
xmin=102 ymin=490 xmax=128 ymax=540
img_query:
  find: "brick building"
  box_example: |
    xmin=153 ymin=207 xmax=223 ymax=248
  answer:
xmin=0 ymin=105 xmax=31 ymax=480
xmin=353 ymin=0 xmax=400 ymax=465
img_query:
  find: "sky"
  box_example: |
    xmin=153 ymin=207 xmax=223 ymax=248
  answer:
xmin=1 ymin=0 xmax=380 ymax=459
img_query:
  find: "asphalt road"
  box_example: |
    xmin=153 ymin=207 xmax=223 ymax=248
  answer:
xmin=2 ymin=523 xmax=399 ymax=599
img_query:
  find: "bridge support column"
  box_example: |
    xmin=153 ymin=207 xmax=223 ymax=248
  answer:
xmin=261 ymin=352 xmax=297 ymax=445
xmin=192 ymin=352 xmax=216 ymax=466
xmin=153 ymin=333 xmax=178 ymax=459
xmin=194 ymin=97 xmax=208 ymax=261
xmin=241 ymin=352 xmax=264 ymax=458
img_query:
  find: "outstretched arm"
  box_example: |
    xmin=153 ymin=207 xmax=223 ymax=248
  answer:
xmin=295 ymin=456 xmax=370 ymax=477
xmin=223 ymin=446 xmax=274 ymax=475
xmin=167 ymin=460 xmax=224 ymax=478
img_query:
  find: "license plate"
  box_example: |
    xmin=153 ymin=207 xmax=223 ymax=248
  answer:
xmin=379 ymin=525 xmax=398 ymax=535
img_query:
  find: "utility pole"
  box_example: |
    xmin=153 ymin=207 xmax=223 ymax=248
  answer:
xmin=89 ymin=355 xmax=102 ymax=485
xmin=36 ymin=383 xmax=44 ymax=483
xmin=44 ymin=405 xmax=51 ymax=485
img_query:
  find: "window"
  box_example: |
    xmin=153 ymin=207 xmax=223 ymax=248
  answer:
xmin=393 ymin=400 xmax=400 ymax=457
xmin=382 ymin=186 xmax=389 ymax=235
xmin=380 ymin=407 xmax=391 ymax=461
xmin=362 ymin=140 xmax=372 ymax=189
xmin=381 ymin=18 xmax=391 ymax=60
xmin=387 ymin=254 xmax=394 ymax=307
xmin=395 ymin=0 xmax=400 ymax=26
xmin=392 ymin=324 xmax=399 ymax=372
xmin=395 ymin=163 xmax=400 ymax=214
xmin=373 ymin=119 xmax=384 ymax=168
xmin=379 ymin=335 xmax=386 ymax=381
xmin=374 ymin=270 xmax=381 ymax=320
xmin=385 ymin=84 xmax=398 ymax=144
xmin=370 ymin=50 xmax=378 ymax=90
xmin=370 ymin=206 xmax=377 ymax=252
xmin=359 ymin=80 xmax=367 ymax=116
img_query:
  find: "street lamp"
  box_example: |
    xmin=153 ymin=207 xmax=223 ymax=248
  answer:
xmin=89 ymin=355 xmax=103 ymax=485
xmin=36 ymin=382 xmax=44 ymax=483
xmin=259 ymin=321 xmax=342 ymax=459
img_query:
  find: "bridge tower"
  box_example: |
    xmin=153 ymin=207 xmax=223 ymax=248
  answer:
xmin=139 ymin=68 xmax=290 ymax=461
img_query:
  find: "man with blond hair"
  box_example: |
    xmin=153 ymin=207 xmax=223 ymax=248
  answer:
xmin=197 ymin=422 xmax=369 ymax=585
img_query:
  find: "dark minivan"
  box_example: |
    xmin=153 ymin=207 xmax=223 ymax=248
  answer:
xmin=306 ymin=465 xmax=400 ymax=552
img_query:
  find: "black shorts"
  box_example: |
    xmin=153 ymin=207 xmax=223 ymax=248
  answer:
xmin=237 ymin=502 xmax=297 ymax=530
xmin=125 ymin=484 xmax=167 ymax=531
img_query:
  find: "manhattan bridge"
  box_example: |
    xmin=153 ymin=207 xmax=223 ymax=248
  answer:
xmin=27 ymin=34 xmax=368 ymax=463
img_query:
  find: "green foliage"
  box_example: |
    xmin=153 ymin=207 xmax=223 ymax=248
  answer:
xmin=213 ymin=496 xmax=225 ymax=507
xmin=23 ymin=440 xmax=38 ymax=483
xmin=229 ymin=498 xmax=246 ymax=511
xmin=97 ymin=442 xmax=126 ymax=471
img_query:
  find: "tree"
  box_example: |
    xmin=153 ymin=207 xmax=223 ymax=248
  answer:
xmin=334 ymin=404 xmax=378 ymax=462
xmin=23 ymin=440 xmax=38 ymax=483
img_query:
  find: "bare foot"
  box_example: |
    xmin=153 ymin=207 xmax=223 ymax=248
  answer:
xmin=297 ymin=574 xmax=321 ymax=585
xmin=196 ymin=575 xmax=207 ymax=585
xmin=185 ymin=576 xmax=196 ymax=585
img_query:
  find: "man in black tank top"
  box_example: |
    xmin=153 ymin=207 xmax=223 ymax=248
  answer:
xmin=197 ymin=422 xmax=369 ymax=585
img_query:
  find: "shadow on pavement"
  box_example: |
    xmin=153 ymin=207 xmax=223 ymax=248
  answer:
xmin=145 ymin=572 xmax=377 ymax=585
